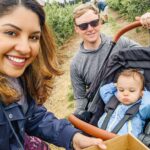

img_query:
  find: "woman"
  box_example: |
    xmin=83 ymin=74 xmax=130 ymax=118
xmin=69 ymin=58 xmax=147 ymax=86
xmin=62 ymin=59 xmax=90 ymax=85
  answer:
xmin=0 ymin=0 xmax=106 ymax=150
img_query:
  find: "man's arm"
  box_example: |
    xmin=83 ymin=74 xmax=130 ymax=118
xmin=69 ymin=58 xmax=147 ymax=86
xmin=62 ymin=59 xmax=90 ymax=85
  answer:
xmin=70 ymin=61 xmax=88 ymax=114
xmin=117 ymin=36 xmax=141 ymax=49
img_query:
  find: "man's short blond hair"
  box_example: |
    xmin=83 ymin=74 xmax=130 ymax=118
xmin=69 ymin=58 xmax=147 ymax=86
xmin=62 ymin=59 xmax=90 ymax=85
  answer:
xmin=73 ymin=3 xmax=100 ymax=22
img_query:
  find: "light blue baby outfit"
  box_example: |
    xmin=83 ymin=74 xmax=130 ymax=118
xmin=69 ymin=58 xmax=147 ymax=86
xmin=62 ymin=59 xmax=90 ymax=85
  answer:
xmin=98 ymin=83 xmax=150 ymax=137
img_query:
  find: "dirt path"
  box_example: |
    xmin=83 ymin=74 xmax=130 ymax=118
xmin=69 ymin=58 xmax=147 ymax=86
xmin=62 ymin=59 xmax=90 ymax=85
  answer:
xmin=44 ymin=34 xmax=81 ymax=118
xmin=44 ymin=9 xmax=150 ymax=150
xmin=44 ymin=34 xmax=81 ymax=150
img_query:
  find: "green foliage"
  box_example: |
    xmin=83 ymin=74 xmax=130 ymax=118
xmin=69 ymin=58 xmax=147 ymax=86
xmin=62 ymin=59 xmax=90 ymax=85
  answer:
xmin=67 ymin=85 xmax=74 ymax=102
xmin=107 ymin=0 xmax=150 ymax=20
xmin=67 ymin=103 xmax=74 ymax=109
xmin=45 ymin=4 xmax=77 ymax=45
xmin=106 ymin=0 xmax=121 ymax=10
xmin=67 ymin=85 xmax=74 ymax=109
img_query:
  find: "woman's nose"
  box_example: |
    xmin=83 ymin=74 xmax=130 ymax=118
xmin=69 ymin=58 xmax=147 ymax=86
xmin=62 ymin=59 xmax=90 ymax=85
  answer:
xmin=15 ymin=38 xmax=31 ymax=54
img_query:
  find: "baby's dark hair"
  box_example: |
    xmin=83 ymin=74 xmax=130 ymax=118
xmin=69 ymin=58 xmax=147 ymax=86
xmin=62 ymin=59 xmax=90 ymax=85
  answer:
xmin=117 ymin=69 xmax=145 ymax=90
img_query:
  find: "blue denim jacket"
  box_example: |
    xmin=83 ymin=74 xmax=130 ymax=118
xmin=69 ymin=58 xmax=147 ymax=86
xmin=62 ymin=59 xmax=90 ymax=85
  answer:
xmin=0 ymin=96 xmax=78 ymax=150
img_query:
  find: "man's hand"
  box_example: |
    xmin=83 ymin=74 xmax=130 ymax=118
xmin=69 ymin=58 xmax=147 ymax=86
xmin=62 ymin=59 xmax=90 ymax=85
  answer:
xmin=136 ymin=12 xmax=150 ymax=29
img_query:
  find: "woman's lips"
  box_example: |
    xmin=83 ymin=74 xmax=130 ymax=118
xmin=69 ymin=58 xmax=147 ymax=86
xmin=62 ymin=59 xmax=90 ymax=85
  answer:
xmin=7 ymin=55 xmax=26 ymax=68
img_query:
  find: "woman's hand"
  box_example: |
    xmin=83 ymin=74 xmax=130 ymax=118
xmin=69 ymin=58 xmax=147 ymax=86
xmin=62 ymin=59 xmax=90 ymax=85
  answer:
xmin=72 ymin=133 xmax=107 ymax=150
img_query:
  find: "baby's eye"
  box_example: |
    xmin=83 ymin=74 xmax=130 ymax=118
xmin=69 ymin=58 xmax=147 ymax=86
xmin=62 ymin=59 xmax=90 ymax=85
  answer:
xmin=118 ymin=89 xmax=124 ymax=92
xmin=130 ymin=89 xmax=135 ymax=92
xmin=4 ymin=31 xmax=17 ymax=36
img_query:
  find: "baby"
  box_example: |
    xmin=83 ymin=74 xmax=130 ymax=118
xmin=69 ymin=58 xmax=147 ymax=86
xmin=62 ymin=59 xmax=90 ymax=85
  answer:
xmin=98 ymin=69 xmax=150 ymax=137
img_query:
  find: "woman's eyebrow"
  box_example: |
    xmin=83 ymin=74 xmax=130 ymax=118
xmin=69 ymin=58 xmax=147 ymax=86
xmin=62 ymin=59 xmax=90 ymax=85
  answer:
xmin=2 ymin=23 xmax=41 ymax=34
xmin=2 ymin=23 xmax=22 ymax=31
xmin=32 ymin=31 xmax=41 ymax=34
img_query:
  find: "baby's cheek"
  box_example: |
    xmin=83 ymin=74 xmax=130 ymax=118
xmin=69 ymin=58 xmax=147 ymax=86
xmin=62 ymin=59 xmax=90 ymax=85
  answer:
xmin=116 ymin=92 xmax=120 ymax=98
xmin=116 ymin=93 xmax=122 ymax=101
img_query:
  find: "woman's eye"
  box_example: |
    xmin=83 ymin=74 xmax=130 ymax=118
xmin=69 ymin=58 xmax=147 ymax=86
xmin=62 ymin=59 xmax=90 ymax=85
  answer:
xmin=30 ymin=35 xmax=40 ymax=41
xmin=4 ymin=31 xmax=16 ymax=36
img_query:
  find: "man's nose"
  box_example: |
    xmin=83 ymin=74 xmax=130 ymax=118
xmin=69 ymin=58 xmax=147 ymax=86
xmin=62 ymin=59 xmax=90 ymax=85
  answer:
xmin=87 ymin=24 xmax=94 ymax=30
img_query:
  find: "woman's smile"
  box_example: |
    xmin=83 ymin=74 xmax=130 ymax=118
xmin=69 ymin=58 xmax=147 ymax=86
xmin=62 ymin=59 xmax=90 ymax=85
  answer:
xmin=7 ymin=55 xmax=27 ymax=68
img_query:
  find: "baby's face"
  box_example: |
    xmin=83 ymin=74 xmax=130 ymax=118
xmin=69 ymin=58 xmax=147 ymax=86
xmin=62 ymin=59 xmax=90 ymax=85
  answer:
xmin=116 ymin=75 xmax=143 ymax=105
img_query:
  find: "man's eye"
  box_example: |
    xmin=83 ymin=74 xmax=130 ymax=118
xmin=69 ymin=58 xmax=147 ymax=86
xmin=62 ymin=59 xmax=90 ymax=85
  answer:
xmin=4 ymin=31 xmax=16 ymax=36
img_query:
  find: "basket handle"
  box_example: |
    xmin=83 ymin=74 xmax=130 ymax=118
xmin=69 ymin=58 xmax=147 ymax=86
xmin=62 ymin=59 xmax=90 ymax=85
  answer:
xmin=68 ymin=114 xmax=117 ymax=141
xmin=113 ymin=21 xmax=142 ymax=43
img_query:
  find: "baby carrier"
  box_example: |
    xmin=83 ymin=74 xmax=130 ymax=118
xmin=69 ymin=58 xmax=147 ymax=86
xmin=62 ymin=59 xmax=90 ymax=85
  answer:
xmin=68 ymin=21 xmax=150 ymax=147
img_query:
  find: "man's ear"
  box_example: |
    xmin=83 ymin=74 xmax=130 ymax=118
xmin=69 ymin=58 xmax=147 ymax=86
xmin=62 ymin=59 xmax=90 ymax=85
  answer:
xmin=74 ymin=25 xmax=79 ymax=33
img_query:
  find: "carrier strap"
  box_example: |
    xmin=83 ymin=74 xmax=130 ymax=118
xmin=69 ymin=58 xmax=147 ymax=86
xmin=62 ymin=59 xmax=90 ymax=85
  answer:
xmin=101 ymin=96 xmax=120 ymax=130
xmin=101 ymin=96 xmax=141 ymax=134
xmin=101 ymin=109 xmax=114 ymax=130
xmin=112 ymin=102 xmax=141 ymax=134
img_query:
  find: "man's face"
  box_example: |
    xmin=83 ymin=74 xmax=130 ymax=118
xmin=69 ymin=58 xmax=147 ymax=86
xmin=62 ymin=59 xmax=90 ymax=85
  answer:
xmin=74 ymin=10 xmax=101 ymax=45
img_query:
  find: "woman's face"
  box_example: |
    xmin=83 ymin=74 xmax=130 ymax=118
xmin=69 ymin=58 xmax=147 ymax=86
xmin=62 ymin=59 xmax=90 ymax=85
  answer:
xmin=0 ymin=6 xmax=41 ymax=77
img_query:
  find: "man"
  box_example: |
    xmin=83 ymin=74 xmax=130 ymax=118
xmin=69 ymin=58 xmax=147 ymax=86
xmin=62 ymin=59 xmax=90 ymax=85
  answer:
xmin=70 ymin=3 xmax=150 ymax=117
